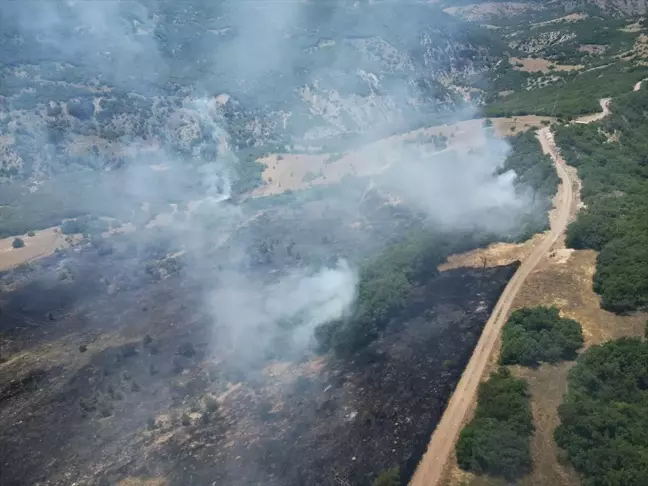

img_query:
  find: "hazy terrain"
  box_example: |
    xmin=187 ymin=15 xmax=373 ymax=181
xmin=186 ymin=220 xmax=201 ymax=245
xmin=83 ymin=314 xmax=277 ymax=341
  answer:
xmin=2 ymin=1 xmax=648 ymax=486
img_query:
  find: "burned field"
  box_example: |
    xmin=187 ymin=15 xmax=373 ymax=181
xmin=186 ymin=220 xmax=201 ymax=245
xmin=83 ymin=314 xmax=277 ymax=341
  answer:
xmin=0 ymin=184 xmax=518 ymax=486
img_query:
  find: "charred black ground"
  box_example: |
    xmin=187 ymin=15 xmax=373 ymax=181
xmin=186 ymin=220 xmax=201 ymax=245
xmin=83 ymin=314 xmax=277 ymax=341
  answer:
xmin=0 ymin=191 xmax=518 ymax=486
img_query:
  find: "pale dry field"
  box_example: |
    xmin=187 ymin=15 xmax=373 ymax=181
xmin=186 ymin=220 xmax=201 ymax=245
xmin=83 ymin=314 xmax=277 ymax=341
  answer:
xmin=509 ymin=57 xmax=583 ymax=73
xmin=254 ymin=115 xmax=554 ymax=196
xmin=443 ymin=2 xmax=539 ymax=21
xmin=0 ymin=227 xmax=72 ymax=272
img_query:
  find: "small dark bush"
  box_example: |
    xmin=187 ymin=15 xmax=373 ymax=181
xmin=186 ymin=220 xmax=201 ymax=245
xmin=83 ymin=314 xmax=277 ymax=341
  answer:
xmin=177 ymin=342 xmax=196 ymax=358
xmin=12 ymin=237 xmax=25 ymax=249
xmin=373 ymin=467 xmax=400 ymax=486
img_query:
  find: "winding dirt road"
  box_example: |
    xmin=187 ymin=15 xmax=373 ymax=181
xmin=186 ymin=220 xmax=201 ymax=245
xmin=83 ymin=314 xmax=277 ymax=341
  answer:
xmin=409 ymin=97 xmax=617 ymax=486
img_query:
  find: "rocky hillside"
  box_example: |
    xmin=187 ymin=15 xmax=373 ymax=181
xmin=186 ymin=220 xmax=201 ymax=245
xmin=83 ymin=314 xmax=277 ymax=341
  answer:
xmin=441 ymin=0 xmax=648 ymax=22
xmin=0 ymin=1 xmax=505 ymax=186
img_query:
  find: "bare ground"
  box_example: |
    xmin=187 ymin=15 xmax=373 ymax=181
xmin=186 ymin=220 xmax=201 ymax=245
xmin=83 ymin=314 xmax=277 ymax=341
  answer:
xmin=254 ymin=116 xmax=553 ymax=197
xmin=0 ymin=227 xmax=78 ymax=272
xmin=442 ymin=2 xmax=540 ymax=21
xmin=509 ymin=57 xmax=583 ymax=74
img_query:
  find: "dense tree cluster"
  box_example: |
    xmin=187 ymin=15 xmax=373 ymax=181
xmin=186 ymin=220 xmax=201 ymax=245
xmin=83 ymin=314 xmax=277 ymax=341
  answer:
xmin=500 ymin=306 xmax=584 ymax=367
xmin=456 ymin=368 xmax=534 ymax=480
xmin=555 ymin=338 xmax=648 ymax=486
xmin=499 ymin=132 xmax=560 ymax=239
xmin=556 ymin=87 xmax=648 ymax=312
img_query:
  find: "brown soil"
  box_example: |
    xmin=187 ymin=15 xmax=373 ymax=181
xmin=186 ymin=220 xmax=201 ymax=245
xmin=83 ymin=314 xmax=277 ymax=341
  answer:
xmin=492 ymin=116 xmax=554 ymax=136
xmin=532 ymin=13 xmax=588 ymax=26
xmin=254 ymin=116 xmax=553 ymax=196
xmin=510 ymin=57 xmax=583 ymax=74
xmin=579 ymin=44 xmax=608 ymax=55
xmin=0 ymin=228 xmax=77 ymax=272
xmin=443 ymin=2 xmax=539 ymax=21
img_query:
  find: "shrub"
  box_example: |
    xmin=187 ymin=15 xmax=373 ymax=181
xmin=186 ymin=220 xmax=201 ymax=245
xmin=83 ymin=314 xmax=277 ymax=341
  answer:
xmin=27 ymin=231 xmax=35 ymax=237
xmin=142 ymin=334 xmax=153 ymax=348
xmin=500 ymin=306 xmax=584 ymax=367
xmin=12 ymin=237 xmax=25 ymax=249
xmin=373 ymin=467 xmax=400 ymax=486
xmin=205 ymin=396 xmax=219 ymax=413
xmin=177 ymin=342 xmax=196 ymax=358
xmin=456 ymin=368 xmax=533 ymax=480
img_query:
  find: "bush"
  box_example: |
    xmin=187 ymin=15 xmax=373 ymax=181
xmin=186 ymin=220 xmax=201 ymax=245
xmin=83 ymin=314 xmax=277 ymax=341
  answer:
xmin=500 ymin=307 xmax=584 ymax=367
xmin=456 ymin=368 xmax=534 ymax=480
xmin=177 ymin=342 xmax=196 ymax=358
xmin=27 ymin=231 xmax=35 ymax=237
xmin=555 ymin=338 xmax=648 ymax=486
xmin=373 ymin=467 xmax=400 ymax=486
xmin=12 ymin=237 xmax=25 ymax=249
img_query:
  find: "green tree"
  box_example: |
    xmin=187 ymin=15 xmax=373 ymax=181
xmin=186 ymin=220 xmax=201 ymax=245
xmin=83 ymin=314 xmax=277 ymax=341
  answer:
xmin=12 ymin=237 xmax=25 ymax=249
xmin=456 ymin=368 xmax=534 ymax=480
xmin=373 ymin=467 xmax=400 ymax=486
xmin=555 ymin=338 xmax=648 ymax=486
xmin=500 ymin=306 xmax=584 ymax=367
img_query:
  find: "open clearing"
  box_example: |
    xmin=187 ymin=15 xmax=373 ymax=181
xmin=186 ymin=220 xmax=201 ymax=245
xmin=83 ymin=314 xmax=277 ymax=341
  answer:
xmin=443 ymin=2 xmax=540 ymax=21
xmin=509 ymin=57 xmax=583 ymax=73
xmin=253 ymin=115 xmax=553 ymax=197
xmin=0 ymin=228 xmax=72 ymax=272
xmin=532 ymin=13 xmax=588 ymax=27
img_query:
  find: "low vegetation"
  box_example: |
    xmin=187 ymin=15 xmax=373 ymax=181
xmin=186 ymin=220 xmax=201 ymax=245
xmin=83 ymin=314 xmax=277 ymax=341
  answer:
xmin=373 ymin=467 xmax=400 ymax=486
xmin=484 ymin=62 xmax=648 ymax=119
xmin=555 ymin=337 xmax=648 ymax=486
xmin=556 ymin=87 xmax=648 ymax=312
xmin=316 ymin=131 xmax=559 ymax=356
xmin=499 ymin=131 xmax=560 ymax=239
xmin=455 ymin=368 xmax=534 ymax=480
xmin=315 ymin=230 xmax=452 ymax=355
xmin=500 ymin=306 xmax=584 ymax=367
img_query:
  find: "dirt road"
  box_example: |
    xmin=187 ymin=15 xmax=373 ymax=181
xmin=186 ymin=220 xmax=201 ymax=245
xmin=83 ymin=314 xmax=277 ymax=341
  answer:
xmin=409 ymin=126 xmax=574 ymax=486
xmin=574 ymin=97 xmax=610 ymax=124
xmin=408 ymin=94 xmax=619 ymax=486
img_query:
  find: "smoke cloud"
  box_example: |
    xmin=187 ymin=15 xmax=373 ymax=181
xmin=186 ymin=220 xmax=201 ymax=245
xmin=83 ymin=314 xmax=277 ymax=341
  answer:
xmin=1 ymin=0 xmax=532 ymax=363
